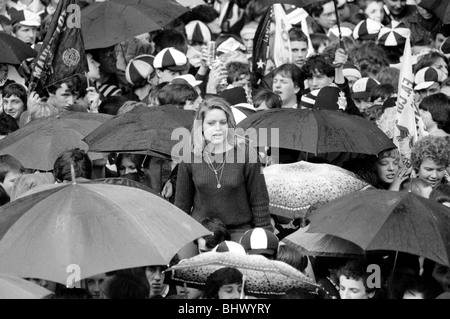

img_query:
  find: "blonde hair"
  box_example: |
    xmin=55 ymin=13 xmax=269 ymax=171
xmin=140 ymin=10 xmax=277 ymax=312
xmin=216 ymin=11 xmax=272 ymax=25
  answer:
xmin=191 ymin=96 xmax=237 ymax=157
xmin=377 ymin=148 xmax=400 ymax=161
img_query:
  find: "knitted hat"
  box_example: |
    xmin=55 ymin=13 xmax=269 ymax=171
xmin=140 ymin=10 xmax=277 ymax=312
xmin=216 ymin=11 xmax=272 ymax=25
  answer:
xmin=342 ymin=62 xmax=362 ymax=80
xmin=125 ymin=54 xmax=154 ymax=86
xmin=299 ymin=89 xmax=320 ymax=109
xmin=153 ymin=47 xmax=189 ymax=72
xmin=10 ymin=10 xmax=41 ymax=27
xmin=239 ymin=228 xmax=279 ymax=256
xmin=353 ymin=18 xmax=382 ymax=41
xmin=351 ymin=77 xmax=380 ymax=99
xmin=212 ymin=241 xmax=246 ymax=255
xmin=378 ymin=21 xmax=410 ymax=47
xmin=414 ymin=66 xmax=447 ymax=91
xmin=185 ymin=20 xmax=211 ymax=44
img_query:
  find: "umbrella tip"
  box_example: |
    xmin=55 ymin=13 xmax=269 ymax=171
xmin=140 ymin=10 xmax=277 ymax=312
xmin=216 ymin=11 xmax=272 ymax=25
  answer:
xmin=70 ymin=164 xmax=76 ymax=185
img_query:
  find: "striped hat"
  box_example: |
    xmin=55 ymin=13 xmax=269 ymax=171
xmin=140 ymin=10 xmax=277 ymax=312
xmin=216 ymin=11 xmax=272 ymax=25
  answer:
xmin=378 ymin=21 xmax=411 ymax=47
xmin=414 ymin=66 xmax=447 ymax=91
xmin=299 ymin=89 xmax=320 ymax=109
xmin=351 ymin=77 xmax=380 ymax=99
xmin=239 ymin=228 xmax=279 ymax=257
xmin=212 ymin=241 xmax=246 ymax=255
xmin=98 ymin=84 xmax=121 ymax=98
xmin=125 ymin=54 xmax=154 ymax=86
xmin=353 ymin=18 xmax=382 ymax=41
xmin=10 ymin=10 xmax=41 ymax=27
xmin=185 ymin=20 xmax=211 ymax=44
xmin=153 ymin=47 xmax=189 ymax=72
xmin=342 ymin=62 xmax=362 ymax=80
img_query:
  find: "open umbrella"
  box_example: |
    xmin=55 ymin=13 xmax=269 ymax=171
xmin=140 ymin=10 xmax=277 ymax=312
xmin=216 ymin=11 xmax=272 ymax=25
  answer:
xmin=83 ymin=104 xmax=195 ymax=159
xmin=263 ymin=160 xmax=371 ymax=219
xmin=166 ymin=251 xmax=321 ymax=297
xmin=0 ymin=33 xmax=37 ymax=65
xmin=81 ymin=0 xmax=188 ymax=50
xmin=283 ymin=225 xmax=366 ymax=258
xmin=237 ymin=109 xmax=396 ymax=155
xmin=0 ymin=111 xmax=113 ymax=171
xmin=0 ymin=182 xmax=211 ymax=286
xmin=0 ymin=273 xmax=52 ymax=299
xmin=307 ymin=189 xmax=450 ymax=267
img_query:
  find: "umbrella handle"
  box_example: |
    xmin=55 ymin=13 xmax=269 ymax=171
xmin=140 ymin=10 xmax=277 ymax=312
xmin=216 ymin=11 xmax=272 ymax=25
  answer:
xmin=240 ymin=275 xmax=246 ymax=299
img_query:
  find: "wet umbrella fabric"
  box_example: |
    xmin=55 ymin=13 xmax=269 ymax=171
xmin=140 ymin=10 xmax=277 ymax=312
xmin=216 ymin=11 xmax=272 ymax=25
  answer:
xmin=0 ymin=112 xmax=112 ymax=171
xmin=0 ymin=33 xmax=37 ymax=65
xmin=81 ymin=0 xmax=188 ymax=50
xmin=263 ymin=161 xmax=370 ymax=219
xmin=0 ymin=182 xmax=211 ymax=285
xmin=83 ymin=105 xmax=195 ymax=158
xmin=167 ymin=251 xmax=321 ymax=297
xmin=0 ymin=273 xmax=52 ymax=299
xmin=284 ymin=225 xmax=366 ymax=258
xmin=237 ymin=109 xmax=396 ymax=155
xmin=307 ymin=189 xmax=450 ymax=267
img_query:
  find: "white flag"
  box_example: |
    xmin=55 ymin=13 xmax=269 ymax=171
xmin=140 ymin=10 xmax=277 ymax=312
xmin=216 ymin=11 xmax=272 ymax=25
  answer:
xmin=273 ymin=4 xmax=292 ymax=67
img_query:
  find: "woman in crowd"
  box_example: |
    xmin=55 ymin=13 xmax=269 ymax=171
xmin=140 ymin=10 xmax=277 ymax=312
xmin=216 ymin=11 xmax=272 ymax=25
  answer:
xmin=175 ymin=96 xmax=273 ymax=242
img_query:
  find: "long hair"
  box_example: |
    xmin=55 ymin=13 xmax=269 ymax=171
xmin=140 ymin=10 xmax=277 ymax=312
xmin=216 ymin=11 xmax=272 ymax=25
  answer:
xmin=191 ymin=96 xmax=237 ymax=157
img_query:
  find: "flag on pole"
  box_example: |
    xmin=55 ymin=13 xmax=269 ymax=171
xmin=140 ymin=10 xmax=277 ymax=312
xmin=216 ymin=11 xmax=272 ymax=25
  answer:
xmin=251 ymin=5 xmax=272 ymax=88
xmin=272 ymin=4 xmax=292 ymax=67
xmin=393 ymin=36 xmax=427 ymax=167
xmin=29 ymin=0 xmax=88 ymax=90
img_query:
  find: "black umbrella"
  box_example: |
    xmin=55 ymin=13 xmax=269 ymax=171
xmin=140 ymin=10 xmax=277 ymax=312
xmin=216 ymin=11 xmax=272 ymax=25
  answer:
xmin=0 ymin=33 xmax=37 ymax=65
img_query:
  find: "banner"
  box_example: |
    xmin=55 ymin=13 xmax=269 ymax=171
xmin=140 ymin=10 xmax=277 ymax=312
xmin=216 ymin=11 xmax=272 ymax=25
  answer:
xmin=272 ymin=4 xmax=292 ymax=68
xmin=393 ymin=36 xmax=426 ymax=166
xmin=30 ymin=0 xmax=88 ymax=89
xmin=251 ymin=5 xmax=272 ymax=88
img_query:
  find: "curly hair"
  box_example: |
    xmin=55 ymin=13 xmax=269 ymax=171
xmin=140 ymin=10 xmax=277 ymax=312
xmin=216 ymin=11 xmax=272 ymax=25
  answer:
xmin=411 ymin=135 xmax=450 ymax=172
xmin=348 ymin=41 xmax=390 ymax=77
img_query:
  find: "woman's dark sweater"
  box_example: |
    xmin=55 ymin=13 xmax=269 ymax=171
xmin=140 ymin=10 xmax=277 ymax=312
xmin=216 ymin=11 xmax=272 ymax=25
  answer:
xmin=175 ymin=144 xmax=271 ymax=228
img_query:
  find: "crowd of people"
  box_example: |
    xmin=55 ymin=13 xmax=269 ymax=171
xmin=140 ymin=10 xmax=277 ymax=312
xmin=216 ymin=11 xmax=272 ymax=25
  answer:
xmin=1 ymin=0 xmax=450 ymax=300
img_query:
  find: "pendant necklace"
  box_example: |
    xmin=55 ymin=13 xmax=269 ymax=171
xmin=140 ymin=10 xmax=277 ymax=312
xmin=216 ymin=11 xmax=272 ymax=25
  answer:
xmin=205 ymin=152 xmax=226 ymax=188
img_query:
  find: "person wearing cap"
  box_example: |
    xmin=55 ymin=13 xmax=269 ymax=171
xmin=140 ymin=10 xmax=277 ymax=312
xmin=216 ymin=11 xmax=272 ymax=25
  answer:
xmin=413 ymin=66 xmax=446 ymax=105
xmin=342 ymin=62 xmax=362 ymax=88
xmin=153 ymin=47 xmax=190 ymax=84
xmin=239 ymin=227 xmax=279 ymax=260
xmin=10 ymin=9 xmax=41 ymax=45
xmin=351 ymin=77 xmax=381 ymax=114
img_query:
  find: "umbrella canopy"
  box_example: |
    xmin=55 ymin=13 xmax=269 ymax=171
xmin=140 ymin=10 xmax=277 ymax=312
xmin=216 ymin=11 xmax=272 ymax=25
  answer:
xmin=0 ymin=33 xmax=37 ymax=65
xmin=83 ymin=104 xmax=195 ymax=159
xmin=0 ymin=112 xmax=113 ymax=171
xmin=258 ymin=0 xmax=320 ymax=7
xmin=167 ymin=251 xmax=321 ymax=297
xmin=0 ymin=273 xmax=53 ymax=299
xmin=81 ymin=0 xmax=188 ymax=50
xmin=283 ymin=225 xmax=366 ymax=258
xmin=418 ymin=0 xmax=450 ymax=24
xmin=263 ymin=160 xmax=371 ymax=219
xmin=0 ymin=182 xmax=211 ymax=286
xmin=237 ymin=109 xmax=396 ymax=155
xmin=307 ymin=189 xmax=450 ymax=267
